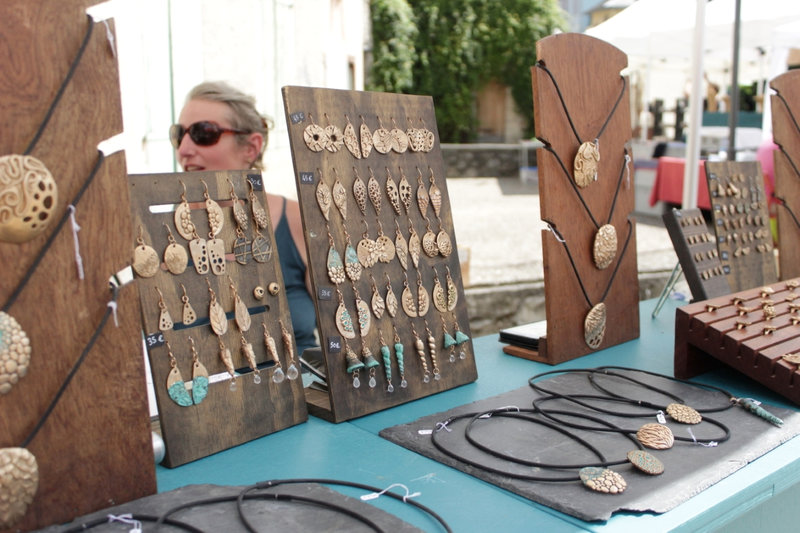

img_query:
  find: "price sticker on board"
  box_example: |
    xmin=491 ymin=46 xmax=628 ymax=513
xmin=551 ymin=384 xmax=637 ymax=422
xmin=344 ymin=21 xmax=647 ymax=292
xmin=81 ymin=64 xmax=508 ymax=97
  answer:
xmin=247 ymin=173 xmax=264 ymax=191
xmin=327 ymin=336 xmax=342 ymax=353
xmin=289 ymin=111 xmax=305 ymax=124
xmin=318 ymin=286 xmax=333 ymax=300
xmin=299 ymin=171 xmax=315 ymax=185
xmin=145 ymin=332 xmax=165 ymax=349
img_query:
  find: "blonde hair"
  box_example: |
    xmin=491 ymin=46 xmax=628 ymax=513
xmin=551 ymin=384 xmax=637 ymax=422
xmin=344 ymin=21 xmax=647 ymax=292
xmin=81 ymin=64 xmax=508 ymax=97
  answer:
xmin=186 ymin=81 xmax=271 ymax=170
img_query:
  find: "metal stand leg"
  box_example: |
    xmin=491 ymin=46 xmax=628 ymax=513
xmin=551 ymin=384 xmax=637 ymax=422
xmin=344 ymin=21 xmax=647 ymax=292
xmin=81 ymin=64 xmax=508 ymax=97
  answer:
xmin=652 ymin=262 xmax=683 ymax=318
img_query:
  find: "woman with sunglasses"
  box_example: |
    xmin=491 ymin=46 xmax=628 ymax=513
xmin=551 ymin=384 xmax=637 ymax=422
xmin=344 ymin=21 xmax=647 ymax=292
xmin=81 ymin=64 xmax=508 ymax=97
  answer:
xmin=171 ymin=81 xmax=318 ymax=358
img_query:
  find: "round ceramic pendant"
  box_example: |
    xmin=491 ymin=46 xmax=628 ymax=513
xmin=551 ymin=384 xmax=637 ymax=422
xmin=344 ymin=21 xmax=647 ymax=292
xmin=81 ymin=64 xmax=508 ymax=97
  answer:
xmin=636 ymin=423 xmax=675 ymax=450
xmin=0 ymin=447 xmax=39 ymax=529
xmin=251 ymin=234 xmax=272 ymax=263
xmin=372 ymin=127 xmax=393 ymax=154
xmin=132 ymin=243 xmax=160 ymax=278
xmin=391 ymin=128 xmax=409 ymax=153
xmin=593 ymin=224 xmax=617 ymax=270
xmin=164 ymin=242 xmax=188 ymax=275
xmin=376 ymin=234 xmax=396 ymax=263
xmin=0 ymin=155 xmax=58 ymax=244
xmin=666 ymin=403 xmax=702 ymax=424
xmin=574 ymin=141 xmax=600 ymax=188
xmin=324 ymin=124 xmax=344 ymax=153
xmin=627 ymin=450 xmax=664 ymax=475
xmin=0 ymin=312 xmax=31 ymax=395
xmin=303 ymin=123 xmax=328 ymax=152
xmin=584 ymin=302 xmax=606 ymax=349
xmin=579 ymin=467 xmax=626 ymax=494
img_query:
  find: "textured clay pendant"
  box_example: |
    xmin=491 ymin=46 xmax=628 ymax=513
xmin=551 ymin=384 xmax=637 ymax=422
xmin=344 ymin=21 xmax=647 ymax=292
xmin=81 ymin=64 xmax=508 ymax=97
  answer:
xmin=398 ymin=172 xmax=412 ymax=212
xmin=357 ymin=237 xmax=378 ymax=268
xmin=371 ymin=285 xmax=386 ymax=319
xmin=626 ymin=450 xmax=664 ymax=475
xmin=249 ymin=189 xmax=269 ymax=230
xmin=233 ymin=197 xmax=249 ymax=232
xmin=233 ymin=234 xmax=250 ymax=265
xmin=219 ymin=343 xmax=236 ymax=382
xmin=584 ymin=302 xmax=606 ymax=349
xmin=207 ymin=237 xmax=226 ymax=275
xmin=344 ymin=120 xmax=361 ymax=159
xmin=579 ymin=467 xmax=626 ymax=494
xmin=446 ymin=273 xmax=458 ymax=311
xmin=353 ymin=173 xmax=367 ymax=215
xmin=174 ymin=198 xmax=195 ymax=241
xmin=251 ymin=234 xmax=272 ymax=263
xmin=417 ymin=179 xmax=430 ymax=215
xmin=324 ymin=124 xmax=344 ymax=153
xmin=408 ymin=228 xmax=421 ymax=268
xmin=386 ymin=174 xmax=402 ymax=216
xmin=241 ymin=338 xmax=258 ymax=374
xmin=666 ymin=403 xmax=702 ymax=424
xmin=360 ymin=120 xmax=373 ymax=158
xmin=234 ymin=293 xmax=251 ymax=332
xmin=368 ymin=172 xmax=381 ymax=212
xmin=303 ymin=122 xmax=328 ymax=152
xmin=407 ymin=126 xmax=424 ymax=152
xmin=0 ymin=447 xmax=39 ymax=528
xmin=437 ymin=230 xmax=452 ymax=257
xmin=164 ymin=241 xmax=188 ymax=275
xmin=133 ymin=242 xmax=160 ymax=278
xmin=327 ymin=246 xmax=346 ymax=284
xmin=332 ymin=178 xmax=347 ymax=220
xmin=356 ymin=298 xmax=371 ymax=336
xmin=433 ymin=277 xmax=448 ymax=313
xmin=209 ymin=298 xmax=228 ymax=336
xmin=191 ymin=359 xmax=209 ymax=403
xmin=316 ymin=179 xmax=332 ymax=221
xmin=574 ymin=141 xmax=600 ymax=188
xmin=189 ymin=237 xmax=209 ymax=275
xmin=182 ymin=299 xmax=197 ymax=326
xmin=376 ymin=234 xmax=395 ymax=263
xmin=636 ymin=423 xmax=675 ymax=450
xmin=0 ymin=312 xmax=31 ymax=395
xmin=429 ymin=181 xmax=443 ymax=218
xmin=205 ymin=197 xmax=224 ymax=237
xmin=391 ymin=127 xmax=409 ymax=153
xmin=402 ymin=285 xmax=418 ymax=317
xmin=422 ymin=229 xmax=439 ymax=257
xmin=417 ymin=284 xmax=430 ymax=316
xmin=372 ymin=125 xmax=393 ymax=154
xmin=386 ymin=283 xmax=399 ymax=318
xmin=345 ymin=244 xmax=362 ymax=281
xmin=395 ymin=229 xmax=409 ymax=270
xmin=593 ymin=224 xmax=618 ymax=270
xmin=166 ymin=365 xmax=192 ymax=407
xmin=0 ymin=155 xmax=58 ymax=243
xmin=158 ymin=302 xmax=174 ymax=332
xmin=420 ymin=127 xmax=435 ymax=152
xmin=335 ymin=302 xmax=356 ymax=339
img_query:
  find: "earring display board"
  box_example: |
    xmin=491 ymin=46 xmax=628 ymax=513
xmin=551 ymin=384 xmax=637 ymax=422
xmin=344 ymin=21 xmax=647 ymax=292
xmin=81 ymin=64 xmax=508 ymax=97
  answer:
xmin=528 ymin=33 xmax=640 ymax=365
xmin=0 ymin=3 xmax=155 ymax=531
xmin=705 ymin=161 xmax=777 ymax=291
xmin=128 ymin=171 xmax=308 ymax=467
xmin=674 ymin=278 xmax=800 ymax=405
xmin=770 ymin=70 xmax=800 ymax=280
xmin=281 ymin=86 xmax=477 ymax=423
xmin=662 ymin=207 xmax=731 ymax=301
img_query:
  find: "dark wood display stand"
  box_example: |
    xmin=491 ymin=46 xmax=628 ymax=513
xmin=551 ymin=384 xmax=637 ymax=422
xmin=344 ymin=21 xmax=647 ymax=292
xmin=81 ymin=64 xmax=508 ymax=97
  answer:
xmin=128 ymin=171 xmax=308 ymax=467
xmin=771 ymin=70 xmax=800 ymax=280
xmin=282 ymin=86 xmax=477 ymax=422
xmin=524 ymin=33 xmax=640 ymax=364
xmin=674 ymin=278 xmax=800 ymax=405
xmin=705 ymin=161 xmax=777 ymax=291
xmin=0 ymin=4 xmax=155 ymax=531
xmin=663 ymin=207 xmax=731 ymax=301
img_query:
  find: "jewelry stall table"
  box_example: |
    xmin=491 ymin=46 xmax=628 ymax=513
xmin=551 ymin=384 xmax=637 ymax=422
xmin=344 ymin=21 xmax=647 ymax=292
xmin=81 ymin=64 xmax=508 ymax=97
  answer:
xmin=156 ymin=298 xmax=800 ymax=533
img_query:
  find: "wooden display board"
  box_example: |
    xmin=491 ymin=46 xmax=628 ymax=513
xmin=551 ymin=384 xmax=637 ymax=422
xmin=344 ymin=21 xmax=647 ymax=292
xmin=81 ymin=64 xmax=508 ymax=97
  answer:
xmin=128 ymin=171 xmax=308 ymax=467
xmin=0 ymin=4 xmax=155 ymax=531
xmin=675 ymin=278 xmax=800 ymax=405
xmin=282 ymin=86 xmax=477 ymax=422
xmin=705 ymin=161 xmax=777 ymax=291
xmin=528 ymin=33 xmax=640 ymax=364
xmin=770 ymin=70 xmax=800 ymax=280
xmin=662 ymin=207 xmax=731 ymax=301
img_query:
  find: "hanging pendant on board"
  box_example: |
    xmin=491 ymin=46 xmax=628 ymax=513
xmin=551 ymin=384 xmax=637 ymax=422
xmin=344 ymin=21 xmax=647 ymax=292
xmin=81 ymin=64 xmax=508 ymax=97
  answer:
xmin=373 ymin=122 xmax=393 ymax=154
xmin=437 ymin=230 xmax=452 ymax=257
xmin=376 ymin=234 xmax=395 ymax=263
xmin=180 ymin=285 xmax=197 ymax=325
xmin=386 ymin=282 xmax=399 ymax=318
xmin=360 ymin=118 xmax=374 ymax=158
xmin=408 ymin=228 xmax=421 ymax=268
xmin=248 ymin=185 xmax=269 ymax=230
xmin=417 ymin=174 xmax=430 ymax=215
xmin=395 ymin=228 xmax=409 ymax=270
xmin=327 ymin=245 xmax=346 ymax=284
xmin=357 ymin=237 xmax=378 ymax=268
xmin=353 ymin=172 xmax=367 ymax=215
xmin=233 ymin=293 xmax=251 ymax=333
xmin=398 ymin=171 xmax=412 ymax=213
xmin=163 ymin=225 xmax=188 ymax=275
xmin=132 ymin=240 xmax=160 ymax=278
xmin=189 ymin=237 xmax=209 ymax=275
xmin=593 ymin=224 xmax=618 ymax=270
xmin=0 ymin=155 xmax=58 ymax=244
xmin=208 ymin=293 xmax=228 ymax=336
xmin=166 ymin=364 xmax=192 ymax=407
xmin=316 ymin=178 xmax=332 ymax=221
xmin=417 ymin=283 xmax=430 ymax=316
xmin=203 ymin=186 xmax=224 ymax=237
xmin=574 ymin=141 xmax=600 ymax=188
xmin=371 ymin=284 xmax=386 ymax=319
xmin=343 ymin=118 xmax=361 ymax=159
xmin=345 ymin=244 xmax=362 ymax=281
xmin=391 ymin=123 xmax=409 ymax=153
xmin=304 ymin=121 xmax=328 ymax=152
xmin=402 ymin=285 xmax=418 ymax=317
xmin=422 ymin=229 xmax=439 ymax=257
xmin=446 ymin=270 xmax=458 ymax=311
xmin=251 ymin=233 xmax=272 ymax=263
xmin=356 ymin=298 xmax=371 ymax=336
xmin=233 ymin=233 xmax=250 ymax=265
xmin=386 ymin=173 xmax=402 ymax=215
xmin=332 ymin=178 xmax=347 ymax=220
xmin=429 ymin=176 xmax=443 ymax=218
xmin=207 ymin=237 xmax=226 ymax=275
xmin=433 ymin=276 xmax=448 ymax=313
xmin=335 ymin=302 xmax=356 ymax=339
xmin=174 ymin=186 xmax=195 ymax=240
xmin=324 ymin=123 xmax=344 ymax=153
xmin=584 ymin=302 xmax=606 ymax=349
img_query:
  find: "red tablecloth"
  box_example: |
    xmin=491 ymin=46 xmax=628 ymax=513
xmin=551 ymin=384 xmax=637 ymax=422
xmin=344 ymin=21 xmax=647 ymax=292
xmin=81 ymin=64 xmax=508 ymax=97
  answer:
xmin=648 ymin=156 xmax=710 ymax=210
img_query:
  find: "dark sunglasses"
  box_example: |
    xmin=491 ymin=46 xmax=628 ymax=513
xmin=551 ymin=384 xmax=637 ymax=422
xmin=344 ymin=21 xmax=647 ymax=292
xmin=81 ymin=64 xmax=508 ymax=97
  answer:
xmin=169 ymin=121 xmax=249 ymax=148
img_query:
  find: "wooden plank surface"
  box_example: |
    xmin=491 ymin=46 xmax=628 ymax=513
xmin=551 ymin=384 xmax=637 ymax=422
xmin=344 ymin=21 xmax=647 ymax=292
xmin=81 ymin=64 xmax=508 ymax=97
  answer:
xmin=0 ymin=2 xmax=155 ymax=530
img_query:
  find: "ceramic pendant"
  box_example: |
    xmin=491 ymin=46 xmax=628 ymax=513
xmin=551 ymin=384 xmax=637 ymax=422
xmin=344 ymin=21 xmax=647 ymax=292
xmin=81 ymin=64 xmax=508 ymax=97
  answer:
xmin=233 ymin=233 xmax=250 ymax=265
xmin=429 ymin=180 xmax=442 ymax=218
xmin=332 ymin=178 xmax=347 ymax=220
xmin=343 ymin=119 xmax=361 ymax=159
xmin=166 ymin=365 xmax=192 ymax=407
xmin=417 ymin=179 xmax=430 ymax=215
xmin=345 ymin=244 xmax=362 ymax=281
xmin=782 ymin=352 xmax=800 ymax=365
xmin=219 ymin=342 xmax=236 ymax=380
xmin=191 ymin=358 xmax=209 ymax=404
xmin=402 ymin=285 xmax=418 ymax=317
xmin=232 ymin=196 xmax=249 ymax=233
xmin=316 ymin=179 xmax=332 ymax=221
xmin=437 ymin=230 xmax=452 ymax=257
xmin=133 ymin=241 xmax=160 ymax=278
xmin=593 ymin=224 xmax=618 ymax=270
xmin=324 ymin=124 xmax=344 ymax=153
xmin=386 ymin=283 xmax=399 ymax=318
xmin=386 ymin=173 xmax=402 ymax=216
xmin=433 ymin=277 xmax=447 ymax=313
xmin=174 ymin=200 xmax=195 ymax=241
xmin=249 ymin=187 xmax=269 ymax=230
xmin=407 ymin=126 xmax=424 ymax=152
xmin=420 ymin=127 xmax=435 ymax=152
xmin=234 ymin=293 xmax=251 ymax=332
xmin=345 ymin=348 xmax=365 ymax=374
xmin=666 ymin=403 xmax=702 ymax=424
xmin=584 ymin=302 xmax=606 ymax=349
xmin=158 ymin=301 xmax=174 ymax=332
xmin=0 ymin=447 xmax=39 ymax=528
xmin=574 ymin=141 xmax=600 ymax=188
xmin=209 ymin=297 xmax=228 ymax=336
xmin=163 ymin=241 xmax=188 ymax=275
xmin=372 ymin=124 xmax=393 ymax=154
xmin=0 ymin=312 xmax=31 ymax=395
xmin=446 ymin=272 xmax=458 ymax=311
xmin=0 ymin=155 xmax=58 ymax=243
xmin=304 ymin=122 xmax=328 ymax=152
xmin=636 ymin=423 xmax=674 ymax=449
xmin=189 ymin=237 xmax=209 ymax=274
xmin=182 ymin=299 xmax=197 ymax=326
xmin=368 ymin=172 xmax=381 ymax=213
xmin=356 ymin=298 xmax=371 ymax=336
xmin=399 ymin=172 xmax=412 ymax=213
xmin=395 ymin=228 xmax=409 ymax=270
xmin=357 ymin=237 xmax=379 ymax=268
xmin=360 ymin=120 xmax=373 ymax=158
xmin=204 ymin=195 xmax=224 ymax=237
xmin=417 ymin=283 xmax=430 ymax=316
xmin=391 ymin=127 xmax=409 ymax=153
xmin=207 ymin=237 xmax=226 ymax=275
xmin=327 ymin=246 xmax=346 ymax=284
xmin=336 ymin=302 xmax=356 ymax=339
xmin=376 ymin=234 xmax=396 ymax=263
xmin=422 ymin=229 xmax=439 ymax=257
xmin=241 ymin=338 xmax=258 ymax=372
xmin=353 ymin=173 xmax=367 ymax=215
xmin=371 ymin=284 xmax=385 ymax=319
xmin=579 ymin=467 xmax=626 ymax=494
xmin=627 ymin=450 xmax=664 ymax=475
xmin=408 ymin=228 xmax=421 ymax=268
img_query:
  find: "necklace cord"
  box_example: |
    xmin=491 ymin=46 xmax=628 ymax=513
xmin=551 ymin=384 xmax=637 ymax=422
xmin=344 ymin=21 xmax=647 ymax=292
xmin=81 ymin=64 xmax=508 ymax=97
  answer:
xmin=775 ymin=195 xmax=800 ymax=229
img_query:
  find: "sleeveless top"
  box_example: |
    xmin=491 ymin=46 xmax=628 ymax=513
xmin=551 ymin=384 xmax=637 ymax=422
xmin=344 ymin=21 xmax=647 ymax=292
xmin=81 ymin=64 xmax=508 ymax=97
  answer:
xmin=275 ymin=197 xmax=318 ymax=355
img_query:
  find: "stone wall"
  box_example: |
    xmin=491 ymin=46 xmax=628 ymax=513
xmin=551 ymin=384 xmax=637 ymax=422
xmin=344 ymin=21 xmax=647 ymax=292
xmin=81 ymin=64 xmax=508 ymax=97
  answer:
xmin=441 ymin=143 xmax=539 ymax=178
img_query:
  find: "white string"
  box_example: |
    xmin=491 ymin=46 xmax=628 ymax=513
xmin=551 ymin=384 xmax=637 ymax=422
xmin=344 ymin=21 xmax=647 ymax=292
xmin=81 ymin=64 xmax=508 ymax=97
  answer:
xmin=624 ymin=153 xmax=632 ymax=189
xmin=102 ymin=19 xmax=116 ymax=57
xmin=107 ymin=300 xmax=119 ymax=327
xmin=545 ymin=223 xmax=566 ymax=243
xmin=106 ymin=514 xmax=142 ymax=533
xmin=360 ymin=483 xmax=421 ymax=503
xmin=67 ymin=205 xmax=85 ymax=280
xmin=687 ymin=427 xmax=718 ymax=447
xmin=479 ymin=405 xmax=520 ymax=419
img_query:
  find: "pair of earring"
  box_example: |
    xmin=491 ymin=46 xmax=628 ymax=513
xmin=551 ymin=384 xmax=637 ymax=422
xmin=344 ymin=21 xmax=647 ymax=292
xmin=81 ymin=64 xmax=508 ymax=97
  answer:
xmin=229 ymin=178 xmax=272 ymax=265
xmin=165 ymin=338 xmax=208 ymax=406
xmin=155 ymin=285 xmax=197 ymax=332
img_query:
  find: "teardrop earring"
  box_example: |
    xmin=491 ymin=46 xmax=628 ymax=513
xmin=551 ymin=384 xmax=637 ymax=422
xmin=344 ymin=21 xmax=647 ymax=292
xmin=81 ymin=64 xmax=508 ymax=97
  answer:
xmin=164 ymin=341 xmax=192 ymax=407
xmin=187 ymin=337 xmax=209 ymax=404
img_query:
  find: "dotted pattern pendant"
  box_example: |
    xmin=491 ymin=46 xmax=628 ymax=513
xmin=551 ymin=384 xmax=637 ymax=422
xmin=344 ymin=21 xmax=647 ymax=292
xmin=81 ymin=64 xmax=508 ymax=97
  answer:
xmin=356 ymin=298 xmax=371 ymax=336
xmin=207 ymin=238 xmax=226 ymax=276
xmin=636 ymin=423 xmax=675 ymax=450
xmin=0 ymin=155 xmax=58 ymax=243
xmin=417 ymin=179 xmax=430 ymax=215
xmin=345 ymin=244 xmax=362 ymax=281
xmin=437 ymin=230 xmax=452 ymax=257
xmin=0 ymin=447 xmax=39 ymax=528
xmin=627 ymin=450 xmax=664 ymax=475
xmin=402 ymin=285 xmax=418 ymax=317
xmin=579 ymin=467 xmax=626 ymax=494
xmin=353 ymin=173 xmax=367 ymax=215
xmin=433 ymin=278 xmax=448 ymax=313
xmin=386 ymin=175 xmax=402 ymax=216
xmin=233 ymin=199 xmax=249 ymax=232
xmin=250 ymin=192 xmax=269 ymax=230
xmin=360 ymin=121 xmax=373 ymax=158
xmin=182 ymin=299 xmax=197 ymax=326
xmin=446 ymin=273 xmax=458 ymax=311
xmin=0 ymin=312 xmax=31 ymax=395
xmin=189 ymin=238 xmax=209 ymax=274
xmin=327 ymin=246 xmax=346 ymax=284
xmin=422 ymin=229 xmax=439 ymax=257
xmin=593 ymin=224 xmax=618 ymax=270
xmin=574 ymin=141 xmax=600 ymax=188
xmin=399 ymin=173 xmax=412 ymax=212
xmin=336 ymin=302 xmax=356 ymax=339
xmin=417 ymin=284 xmax=430 ymax=316
xmin=174 ymin=199 xmax=195 ymax=241
xmin=584 ymin=302 xmax=606 ymax=349
xmin=666 ymin=403 xmax=702 ymax=424
xmin=205 ymin=197 xmax=224 ymax=237
xmin=368 ymin=173 xmax=381 ymax=212
xmin=158 ymin=303 xmax=174 ymax=332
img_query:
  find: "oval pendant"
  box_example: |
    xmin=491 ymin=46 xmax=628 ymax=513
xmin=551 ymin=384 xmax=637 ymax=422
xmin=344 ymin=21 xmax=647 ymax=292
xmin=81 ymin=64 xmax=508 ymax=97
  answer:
xmin=422 ymin=230 xmax=439 ymax=257
xmin=417 ymin=284 xmax=430 ymax=316
xmin=437 ymin=230 xmax=452 ymax=257
xmin=421 ymin=128 xmax=435 ymax=152
xmin=395 ymin=230 xmax=408 ymax=270
xmin=593 ymin=224 xmax=618 ymax=270
xmin=205 ymin=198 xmax=224 ymax=236
xmin=353 ymin=173 xmax=367 ymax=215
xmin=233 ymin=200 xmax=249 ymax=232
xmin=584 ymin=302 xmax=606 ymax=349
xmin=133 ymin=244 xmax=160 ymax=278
xmin=360 ymin=122 xmax=373 ymax=158
xmin=372 ymin=126 xmax=393 ymax=154
xmin=174 ymin=200 xmax=195 ymax=240
xmin=446 ymin=274 xmax=458 ymax=311
xmin=316 ymin=179 xmax=332 ymax=221
xmin=636 ymin=423 xmax=675 ymax=450
xmin=233 ymin=235 xmax=250 ymax=265
xmin=164 ymin=242 xmax=188 ymax=274
xmin=417 ymin=181 xmax=430 ymax=215
xmin=0 ymin=312 xmax=32 ymax=395
xmin=0 ymin=155 xmax=58 ymax=244
xmin=391 ymin=127 xmax=409 ymax=153
xmin=402 ymin=286 xmax=418 ymax=317
xmin=336 ymin=302 xmax=356 ymax=339
xmin=357 ymin=238 xmax=378 ymax=268
xmin=626 ymin=450 xmax=664 ymax=475
xmin=433 ymin=278 xmax=448 ymax=313
xmin=376 ymin=234 xmax=396 ymax=263
xmin=666 ymin=403 xmax=702 ymax=424
xmin=0 ymin=447 xmax=39 ymax=528
xmin=251 ymin=234 xmax=272 ymax=263
xmin=250 ymin=192 xmax=269 ymax=229
xmin=574 ymin=141 xmax=600 ymax=188
xmin=579 ymin=467 xmax=626 ymax=494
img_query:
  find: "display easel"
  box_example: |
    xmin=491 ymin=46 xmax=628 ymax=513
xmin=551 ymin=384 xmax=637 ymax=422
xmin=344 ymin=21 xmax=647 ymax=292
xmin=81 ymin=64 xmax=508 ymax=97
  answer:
xmin=771 ymin=70 xmax=800 ymax=280
xmin=128 ymin=171 xmax=308 ymax=467
xmin=523 ymin=33 xmax=640 ymax=364
xmin=705 ymin=161 xmax=777 ymax=291
xmin=0 ymin=4 xmax=155 ymax=530
xmin=282 ymin=86 xmax=477 ymax=422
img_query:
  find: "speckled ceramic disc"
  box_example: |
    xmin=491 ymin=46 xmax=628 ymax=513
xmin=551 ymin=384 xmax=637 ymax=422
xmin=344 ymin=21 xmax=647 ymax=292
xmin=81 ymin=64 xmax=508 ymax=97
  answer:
xmin=627 ymin=450 xmax=664 ymax=475
xmin=636 ymin=423 xmax=675 ymax=450
xmin=579 ymin=467 xmax=626 ymax=494
xmin=666 ymin=403 xmax=702 ymax=424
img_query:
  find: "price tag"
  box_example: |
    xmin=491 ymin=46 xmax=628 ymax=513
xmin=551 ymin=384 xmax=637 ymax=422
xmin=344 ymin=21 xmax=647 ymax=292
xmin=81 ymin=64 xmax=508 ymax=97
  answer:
xmin=289 ymin=111 xmax=305 ymax=124
xmin=299 ymin=171 xmax=315 ymax=185
xmin=247 ymin=173 xmax=264 ymax=191
xmin=318 ymin=286 xmax=333 ymax=300
xmin=327 ymin=336 xmax=342 ymax=353
xmin=145 ymin=332 xmax=165 ymax=349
